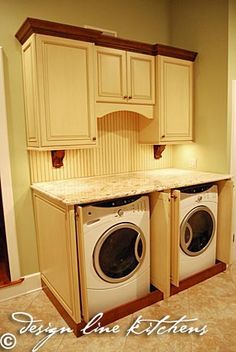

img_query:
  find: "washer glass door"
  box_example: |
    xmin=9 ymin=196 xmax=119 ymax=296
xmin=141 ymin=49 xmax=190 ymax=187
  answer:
xmin=180 ymin=206 xmax=215 ymax=256
xmin=94 ymin=223 xmax=145 ymax=283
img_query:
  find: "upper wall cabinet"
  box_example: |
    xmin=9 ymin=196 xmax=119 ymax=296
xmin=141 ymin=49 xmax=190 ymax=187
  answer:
xmin=95 ymin=46 xmax=155 ymax=105
xmin=16 ymin=18 xmax=197 ymax=137
xmin=22 ymin=34 xmax=96 ymax=150
xmin=139 ymin=56 xmax=193 ymax=144
xmin=95 ymin=46 xmax=155 ymax=119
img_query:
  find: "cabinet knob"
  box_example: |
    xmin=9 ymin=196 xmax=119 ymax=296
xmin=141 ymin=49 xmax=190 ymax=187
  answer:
xmin=128 ymin=96 xmax=132 ymax=99
xmin=123 ymin=96 xmax=128 ymax=99
xmin=161 ymin=135 xmax=165 ymax=138
xmin=92 ymin=137 xmax=96 ymax=141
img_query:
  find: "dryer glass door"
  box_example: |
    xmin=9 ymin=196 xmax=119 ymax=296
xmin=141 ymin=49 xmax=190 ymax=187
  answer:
xmin=94 ymin=223 xmax=145 ymax=283
xmin=180 ymin=206 xmax=215 ymax=256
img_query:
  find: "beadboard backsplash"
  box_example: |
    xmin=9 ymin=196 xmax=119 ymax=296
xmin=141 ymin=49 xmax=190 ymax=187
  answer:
xmin=29 ymin=111 xmax=172 ymax=183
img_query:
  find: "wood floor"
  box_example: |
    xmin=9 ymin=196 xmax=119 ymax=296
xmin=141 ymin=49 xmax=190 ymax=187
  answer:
xmin=0 ymin=260 xmax=10 ymax=286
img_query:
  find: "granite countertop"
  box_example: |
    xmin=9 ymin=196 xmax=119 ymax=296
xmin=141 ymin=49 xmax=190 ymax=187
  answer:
xmin=31 ymin=168 xmax=231 ymax=205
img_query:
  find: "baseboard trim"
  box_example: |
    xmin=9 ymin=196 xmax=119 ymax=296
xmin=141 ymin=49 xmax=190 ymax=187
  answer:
xmin=170 ymin=261 xmax=226 ymax=296
xmin=0 ymin=272 xmax=41 ymax=302
xmin=42 ymin=278 xmax=83 ymax=336
xmin=42 ymin=277 xmax=163 ymax=337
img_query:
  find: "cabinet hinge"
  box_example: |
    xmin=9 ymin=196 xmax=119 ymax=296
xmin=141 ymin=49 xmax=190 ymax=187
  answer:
xmin=171 ymin=194 xmax=178 ymax=200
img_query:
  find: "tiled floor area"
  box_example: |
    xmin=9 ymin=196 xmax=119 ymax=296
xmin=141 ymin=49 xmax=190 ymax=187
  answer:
xmin=0 ymin=264 xmax=236 ymax=352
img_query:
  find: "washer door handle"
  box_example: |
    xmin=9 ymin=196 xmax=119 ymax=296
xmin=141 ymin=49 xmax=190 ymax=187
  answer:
xmin=185 ymin=222 xmax=193 ymax=248
xmin=134 ymin=234 xmax=142 ymax=262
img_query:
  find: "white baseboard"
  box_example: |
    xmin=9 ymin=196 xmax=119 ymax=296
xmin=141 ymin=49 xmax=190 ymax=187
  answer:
xmin=0 ymin=272 xmax=42 ymax=302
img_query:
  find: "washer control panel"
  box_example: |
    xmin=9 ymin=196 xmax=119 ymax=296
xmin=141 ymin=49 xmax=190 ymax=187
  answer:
xmin=91 ymin=195 xmax=141 ymax=208
xmin=82 ymin=195 xmax=149 ymax=224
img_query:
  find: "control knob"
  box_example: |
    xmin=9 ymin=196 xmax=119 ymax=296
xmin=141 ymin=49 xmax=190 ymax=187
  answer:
xmin=117 ymin=209 xmax=124 ymax=217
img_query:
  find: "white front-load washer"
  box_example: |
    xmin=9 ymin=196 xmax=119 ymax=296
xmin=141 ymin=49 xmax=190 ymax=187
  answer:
xmin=179 ymin=184 xmax=218 ymax=280
xmin=82 ymin=195 xmax=150 ymax=318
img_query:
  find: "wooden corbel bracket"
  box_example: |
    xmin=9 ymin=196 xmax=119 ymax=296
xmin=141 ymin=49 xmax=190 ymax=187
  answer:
xmin=51 ymin=150 xmax=65 ymax=168
xmin=153 ymin=145 xmax=166 ymax=159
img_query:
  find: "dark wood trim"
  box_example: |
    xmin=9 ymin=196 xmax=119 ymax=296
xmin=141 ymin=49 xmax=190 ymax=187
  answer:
xmin=42 ymin=260 xmax=225 ymax=337
xmin=41 ymin=278 xmax=86 ymax=336
xmin=0 ymin=262 xmax=10 ymax=284
xmin=0 ymin=183 xmax=11 ymax=283
xmin=41 ymin=277 xmax=163 ymax=337
xmin=15 ymin=18 xmax=102 ymax=46
xmin=0 ymin=277 xmax=24 ymax=289
xmin=154 ymin=44 xmax=197 ymax=61
xmin=96 ymin=288 xmax=163 ymax=330
xmin=95 ymin=36 xmax=154 ymax=55
xmin=51 ymin=150 xmax=65 ymax=168
xmin=153 ymin=145 xmax=166 ymax=159
xmin=170 ymin=261 xmax=226 ymax=296
xmin=15 ymin=18 xmax=197 ymax=61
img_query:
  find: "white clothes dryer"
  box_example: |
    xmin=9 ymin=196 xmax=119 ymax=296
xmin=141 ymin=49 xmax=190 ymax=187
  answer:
xmin=82 ymin=195 xmax=150 ymax=318
xmin=179 ymin=184 xmax=218 ymax=280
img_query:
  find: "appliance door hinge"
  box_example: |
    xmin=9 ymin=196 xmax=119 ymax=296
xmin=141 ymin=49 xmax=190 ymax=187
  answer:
xmin=75 ymin=207 xmax=79 ymax=219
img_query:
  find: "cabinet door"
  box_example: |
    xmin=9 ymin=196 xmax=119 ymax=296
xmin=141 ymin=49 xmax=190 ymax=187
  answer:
xmin=150 ymin=191 xmax=171 ymax=298
xmin=22 ymin=37 xmax=40 ymax=147
xmin=127 ymin=52 xmax=155 ymax=104
xmin=216 ymin=179 xmax=234 ymax=264
xmin=36 ymin=35 xmax=96 ymax=147
xmin=170 ymin=190 xmax=180 ymax=287
xmin=75 ymin=206 xmax=90 ymax=322
xmin=158 ymin=56 xmax=193 ymax=142
xmin=33 ymin=194 xmax=81 ymax=322
xmin=95 ymin=46 xmax=127 ymax=103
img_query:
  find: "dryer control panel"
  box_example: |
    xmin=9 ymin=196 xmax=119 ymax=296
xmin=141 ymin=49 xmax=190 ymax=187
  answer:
xmin=179 ymin=183 xmax=214 ymax=194
xmin=179 ymin=184 xmax=218 ymax=203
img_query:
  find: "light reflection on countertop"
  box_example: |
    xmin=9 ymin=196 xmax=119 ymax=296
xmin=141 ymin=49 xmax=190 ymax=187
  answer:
xmin=31 ymin=168 xmax=231 ymax=205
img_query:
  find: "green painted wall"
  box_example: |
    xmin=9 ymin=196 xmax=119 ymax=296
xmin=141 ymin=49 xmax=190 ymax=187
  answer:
xmin=170 ymin=0 xmax=229 ymax=173
xmin=0 ymin=0 xmax=171 ymax=275
xmin=227 ymin=0 xmax=236 ymax=170
xmin=2 ymin=0 xmax=233 ymax=276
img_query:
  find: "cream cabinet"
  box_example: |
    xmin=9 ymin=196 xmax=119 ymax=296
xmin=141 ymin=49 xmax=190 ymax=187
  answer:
xmin=33 ymin=192 xmax=82 ymax=323
xmin=150 ymin=180 xmax=233 ymax=293
xmin=22 ymin=34 xmax=96 ymax=150
xmin=95 ymin=47 xmax=126 ymax=104
xmin=170 ymin=180 xmax=234 ymax=286
xmin=95 ymin=46 xmax=155 ymax=105
xmin=150 ymin=191 xmax=171 ymax=298
xmin=32 ymin=178 xmax=232 ymax=331
xmin=139 ymin=55 xmax=193 ymax=144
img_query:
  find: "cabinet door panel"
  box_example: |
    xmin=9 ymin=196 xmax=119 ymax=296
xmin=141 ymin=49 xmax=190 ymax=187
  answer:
xmin=75 ymin=206 xmax=90 ymax=322
xmin=159 ymin=56 xmax=193 ymax=142
xmin=171 ymin=190 xmax=180 ymax=287
xmin=22 ymin=38 xmax=39 ymax=147
xmin=34 ymin=194 xmax=82 ymax=322
xmin=34 ymin=196 xmax=73 ymax=313
xmin=36 ymin=36 xmax=96 ymax=147
xmin=139 ymin=55 xmax=193 ymax=144
xmin=127 ymin=52 xmax=155 ymax=104
xmin=217 ymin=180 xmax=233 ymax=264
xmin=95 ymin=47 xmax=127 ymax=103
xmin=150 ymin=191 xmax=171 ymax=298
